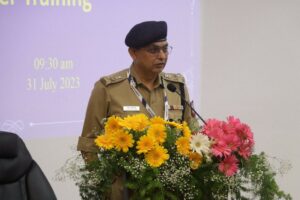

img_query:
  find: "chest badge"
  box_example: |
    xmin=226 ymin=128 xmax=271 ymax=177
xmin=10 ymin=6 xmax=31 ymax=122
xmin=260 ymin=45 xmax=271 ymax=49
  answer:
xmin=123 ymin=106 xmax=140 ymax=112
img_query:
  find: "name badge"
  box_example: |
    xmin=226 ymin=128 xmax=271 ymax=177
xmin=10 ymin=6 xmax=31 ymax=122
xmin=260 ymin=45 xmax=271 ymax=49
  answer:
xmin=123 ymin=106 xmax=140 ymax=111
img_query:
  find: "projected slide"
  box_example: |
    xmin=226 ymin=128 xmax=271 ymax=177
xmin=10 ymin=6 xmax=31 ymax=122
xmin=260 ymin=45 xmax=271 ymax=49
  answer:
xmin=0 ymin=0 xmax=200 ymax=138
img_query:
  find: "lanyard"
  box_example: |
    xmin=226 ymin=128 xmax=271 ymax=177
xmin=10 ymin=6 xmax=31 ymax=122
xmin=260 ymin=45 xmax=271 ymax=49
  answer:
xmin=127 ymin=71 xmax=169 ymax=120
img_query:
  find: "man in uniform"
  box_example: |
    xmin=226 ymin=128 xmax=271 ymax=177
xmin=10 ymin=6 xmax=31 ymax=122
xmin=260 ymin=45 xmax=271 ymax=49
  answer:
xmin=77 ymin=21 xmax=196 ymax=199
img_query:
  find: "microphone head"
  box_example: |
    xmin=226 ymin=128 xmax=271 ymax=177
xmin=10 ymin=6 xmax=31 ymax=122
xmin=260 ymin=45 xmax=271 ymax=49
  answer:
xmin=167 ymin=83 xmax=177 ymax=92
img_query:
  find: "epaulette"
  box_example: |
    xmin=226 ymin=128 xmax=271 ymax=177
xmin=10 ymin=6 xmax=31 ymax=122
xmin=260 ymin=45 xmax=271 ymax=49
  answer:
xmin=162 ymin=72 xmax=185 ymax=83
xmin=100 ymin=70 xmax=128 ymax=86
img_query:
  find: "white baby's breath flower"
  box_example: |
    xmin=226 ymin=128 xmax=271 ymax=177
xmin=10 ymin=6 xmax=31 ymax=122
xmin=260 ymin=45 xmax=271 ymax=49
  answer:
xmin=190 ymin=133 xmax=211 ymax=156
xmin=205 ymin=154 xmax=213 ymax=163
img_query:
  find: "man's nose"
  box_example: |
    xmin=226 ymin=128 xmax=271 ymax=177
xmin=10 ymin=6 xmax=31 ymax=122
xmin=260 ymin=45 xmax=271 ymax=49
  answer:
xmin=157 ymin=50 xmax=167 ymax=59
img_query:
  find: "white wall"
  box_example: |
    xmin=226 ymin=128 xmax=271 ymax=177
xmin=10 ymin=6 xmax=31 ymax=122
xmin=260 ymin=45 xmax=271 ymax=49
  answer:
xmin=200 ymin=0 xmax=300 ymax=199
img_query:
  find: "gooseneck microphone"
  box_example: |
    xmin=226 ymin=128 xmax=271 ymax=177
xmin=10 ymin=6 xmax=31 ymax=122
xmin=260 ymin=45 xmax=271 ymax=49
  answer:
xmin=167 ymin=83 xmax=206 ymax=125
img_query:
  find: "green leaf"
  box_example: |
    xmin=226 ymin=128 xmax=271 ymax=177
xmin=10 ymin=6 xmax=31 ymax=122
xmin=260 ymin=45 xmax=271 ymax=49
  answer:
xmin=124 ymin=181 xmax=138 ymax=190
xmin=164 ymin=191 xmax=179 ymax=200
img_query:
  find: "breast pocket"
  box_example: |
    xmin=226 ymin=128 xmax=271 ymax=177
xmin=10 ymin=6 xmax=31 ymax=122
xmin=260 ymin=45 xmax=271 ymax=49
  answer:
xmin=168 ymin=105 xmax=183 ymax=122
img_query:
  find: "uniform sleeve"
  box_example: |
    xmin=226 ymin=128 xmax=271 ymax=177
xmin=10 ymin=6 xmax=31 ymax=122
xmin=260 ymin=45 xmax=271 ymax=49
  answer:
xmin=77 ymin=81 xmax=110 ymax=154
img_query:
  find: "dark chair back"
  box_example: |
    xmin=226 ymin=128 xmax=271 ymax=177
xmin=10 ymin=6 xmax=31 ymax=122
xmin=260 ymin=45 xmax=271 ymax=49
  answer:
xmin=0 ymin=131 xmax=57 ymax=200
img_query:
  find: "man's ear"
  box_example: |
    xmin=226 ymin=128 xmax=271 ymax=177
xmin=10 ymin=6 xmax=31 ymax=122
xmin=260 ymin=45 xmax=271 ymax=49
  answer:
xmin=128 ymin=48 xmax=137 ymax=60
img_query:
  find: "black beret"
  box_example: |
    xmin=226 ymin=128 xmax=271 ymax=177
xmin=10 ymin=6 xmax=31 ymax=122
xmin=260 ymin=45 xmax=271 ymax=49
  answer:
xmin=125 ymin=21 xmax=167 ymax=48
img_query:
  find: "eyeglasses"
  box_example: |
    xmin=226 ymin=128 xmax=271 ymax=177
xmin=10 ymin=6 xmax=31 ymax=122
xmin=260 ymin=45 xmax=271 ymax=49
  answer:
xmin=144 ymin=45 xmax=173 ymax=55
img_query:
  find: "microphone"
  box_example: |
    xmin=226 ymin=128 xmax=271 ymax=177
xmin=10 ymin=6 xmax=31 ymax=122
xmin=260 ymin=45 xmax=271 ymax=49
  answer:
xmin=167 ymin=83 xmax=206 ymax=125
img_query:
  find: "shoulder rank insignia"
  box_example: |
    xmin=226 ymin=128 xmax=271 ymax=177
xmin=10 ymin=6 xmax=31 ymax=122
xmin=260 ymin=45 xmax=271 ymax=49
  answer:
xmin=162 ymin=72 xmax=185 ymax=83
xmin=100 ymin=70 xmax=128 ymax=86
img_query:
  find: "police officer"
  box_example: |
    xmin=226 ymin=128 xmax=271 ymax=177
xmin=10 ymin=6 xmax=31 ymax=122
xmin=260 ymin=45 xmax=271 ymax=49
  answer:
xmin=77 ymin=21 xmax=196 ymax=199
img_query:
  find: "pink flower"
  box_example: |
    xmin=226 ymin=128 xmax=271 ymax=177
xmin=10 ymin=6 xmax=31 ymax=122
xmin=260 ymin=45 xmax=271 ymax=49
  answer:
xmin=206 ymin=127 xmax=224 ymax=141
xmin=211 ymin=133 xmax=239 ymax=157
xmin=223 ymin=116 xmax=240 ymax=135
xmin=218 ymin=155 xmax=239 ymax=176
xmin=211 ymin=140 xmax=231 ymax=157
xmin=227 ymin=116 xmax=254 ymax=142
xmin=238 ymin=143 xmax=253 ymax=159
xmin=227 ymin=116 xmax=241 ymax=126
xmin=202 ymin=119 xmax=224 ymax=136
xmin=202 ymin=116 xmax=254 ymax=166
xmin=223 ymin=133 xmax=240 ymax=152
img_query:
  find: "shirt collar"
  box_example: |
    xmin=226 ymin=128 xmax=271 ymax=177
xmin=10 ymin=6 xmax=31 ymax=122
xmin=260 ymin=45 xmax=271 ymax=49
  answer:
xmin=129 ymin=66 xmax=164 ymax=89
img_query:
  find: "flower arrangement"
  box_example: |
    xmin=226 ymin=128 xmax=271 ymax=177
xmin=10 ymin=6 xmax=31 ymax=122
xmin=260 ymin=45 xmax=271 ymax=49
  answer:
xmin=77 ymin=114 xmax=291 ymax=200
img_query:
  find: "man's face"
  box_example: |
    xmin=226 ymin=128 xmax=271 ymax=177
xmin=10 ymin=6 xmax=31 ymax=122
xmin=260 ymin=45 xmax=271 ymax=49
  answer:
xmin=131 ymin=40 xmax=171 ymax=74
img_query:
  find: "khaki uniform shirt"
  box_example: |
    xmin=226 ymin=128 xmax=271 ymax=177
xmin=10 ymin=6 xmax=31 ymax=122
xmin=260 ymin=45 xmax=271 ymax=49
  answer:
xmin=77 ymin=67 xmax=194 ymax=200
xmin=78 ymin=67 xmax=194 ymax=153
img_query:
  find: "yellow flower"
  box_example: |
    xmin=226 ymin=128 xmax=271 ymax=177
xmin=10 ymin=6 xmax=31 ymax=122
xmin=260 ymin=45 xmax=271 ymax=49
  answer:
xmin=150 ymin=116 xmax=166 ymax=125
xmin=105 ymin=116 xmax=122 ymax=135
xmin=119 ymin=114 xmax=150 ymax=131
xmin=95 ymin=134 xmax=114 ymax=150
xmin=145 ymin=146 xmax=169 ymax=167
xmin=189 ymin=152 xmax=203 ymax=169
xmin=190 ymin=161 xmax=200 ymax=170
xmin=176 ymin=136 xmax=191 ymax=156
xmin=147 ymin=124 xmax=166 ymax=144
xmin=136 ymin=135 xmax=156 ymax=154
xmin=182 ymin=121 xmax=191 ymax=138
xmin=166 ymin=121 xmax=183 ymax=129
xmin=113 ymin=130 xmax=134 ymax=153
